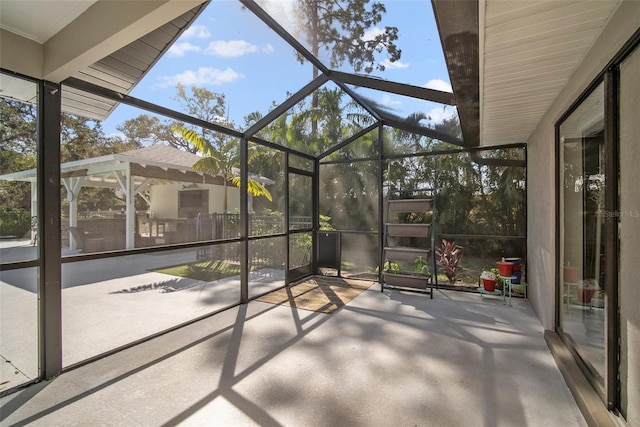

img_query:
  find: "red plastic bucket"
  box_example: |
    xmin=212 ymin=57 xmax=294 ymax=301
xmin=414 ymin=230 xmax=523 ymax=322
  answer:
xmin=482 ymin=278 xmax=497 ymax=292
xmin=496 ymin=261 xmax=514 ymax=277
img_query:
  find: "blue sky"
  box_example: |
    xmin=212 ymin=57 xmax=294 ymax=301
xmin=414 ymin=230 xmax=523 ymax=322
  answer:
xmin=102 ymin=0 xmax=455 ymax=135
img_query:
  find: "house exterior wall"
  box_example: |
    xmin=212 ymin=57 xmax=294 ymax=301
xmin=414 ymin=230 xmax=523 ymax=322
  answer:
xmin=619 ymin=44 xmax=640 ymax=426
xmin=526 ymin=1 xmax=640 ymax=423
xmin=526 ymin=0 xmax=639 ymax=328
xmin=149 ymin=183 xmax=240 ymax=218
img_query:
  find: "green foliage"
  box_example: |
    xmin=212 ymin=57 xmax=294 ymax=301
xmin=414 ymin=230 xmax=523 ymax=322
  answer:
xmin=319 ymin=214 xmax=335 ymax=231
xmin=294 ymin=0 xmax=400 ymax=74
xmin=0 ymin=207 xmax=31 ymax=237
xmin=413 ymin=256 xmax=430 ymax=276
xmin=172 ymin=125 xmax=272 ymax=212
xmin=377 ymin=260 xmax=400 ymax=274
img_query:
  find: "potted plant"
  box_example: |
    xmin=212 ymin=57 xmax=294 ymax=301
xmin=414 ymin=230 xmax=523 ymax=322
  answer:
xmin=480 ymin=270 xmax=497 ymax=292
xmin=436 ymin=239 xmax=463 ymax=284
xmin=496 ymin=260 xmax=514 ymax=277
xmin=413 ymin=256 xmax=430 ymax=276
xmin=379 ymin=259 xmax=428 ymax=290
xmin=577 ymin=278 xmax=599 ymax=304
xmin=563 ymin=264 xmax=579 ymax=283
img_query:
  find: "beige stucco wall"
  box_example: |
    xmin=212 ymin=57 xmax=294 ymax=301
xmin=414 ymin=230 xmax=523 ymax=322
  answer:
xmin=525 ymin=1 xmax=639 ymax=424
xmin=619 ymin=44 xmax=640 ymax=427
xmin=526 ymin=0 xmax=640 ymax=331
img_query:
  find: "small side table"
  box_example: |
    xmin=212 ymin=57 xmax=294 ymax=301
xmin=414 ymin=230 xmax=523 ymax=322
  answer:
xmin=500 ymin=275 xmax=527 ymax=306
xmin=478 ymin=286 xmax=502 ymax=299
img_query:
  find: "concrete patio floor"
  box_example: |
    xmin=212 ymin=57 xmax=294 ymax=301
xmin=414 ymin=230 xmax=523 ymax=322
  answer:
xmin=0 ymin=287 xmax=586 ymax=426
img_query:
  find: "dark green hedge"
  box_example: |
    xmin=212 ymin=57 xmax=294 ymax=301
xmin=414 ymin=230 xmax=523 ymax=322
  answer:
xmin=0 ymin=207 xmax=31 ymax=238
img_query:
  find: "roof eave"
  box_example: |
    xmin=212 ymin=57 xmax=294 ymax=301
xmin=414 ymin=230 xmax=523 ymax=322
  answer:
xmin=431 ymin=0 xmax=480 ymax=148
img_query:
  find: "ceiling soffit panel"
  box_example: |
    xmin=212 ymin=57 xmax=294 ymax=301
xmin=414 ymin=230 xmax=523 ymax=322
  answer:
xmin=480 ymin=0 xmax=621 ymax=146
xmin=0 ymin=0 xmax=96 ymax=44
xmin=62 ymin=4 xmax=207 ymax=121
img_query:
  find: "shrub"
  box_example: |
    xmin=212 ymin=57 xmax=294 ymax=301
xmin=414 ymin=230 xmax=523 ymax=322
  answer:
xmin=0 ymin=207 xmax=31 ymax=237
xmin=436 ymin=239 xmax=463 ymax=284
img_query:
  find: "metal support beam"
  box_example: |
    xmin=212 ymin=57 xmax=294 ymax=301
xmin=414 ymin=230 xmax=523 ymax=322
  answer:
xmin=377 ymin=125 xmax=385 ymax=290
xmin=239 ymin=0 xmax=329 ymax=77
xmin=317 ymin=123 xmax=379 ymax=160
xmin=240 ymin=137 xmax=249 ymax=303
xmin=431 ymin=0 xmax=480 ymax=147
xmin=244 ymin=74 xmax=329 ymax=138
xmin=284 ymin=154 xmax=290 ymax=284
xmin=312 ymin=158 xmax=320 ymax=275
xmin=381 ymin=116 xmax=464 ymax=146
xmin=40 ymin=80 xmax=62 ymax=379
xmin=604 ymin=66 xmax=620 ymax=411
xmin=329 ymin=70 xmax=456 ymax=106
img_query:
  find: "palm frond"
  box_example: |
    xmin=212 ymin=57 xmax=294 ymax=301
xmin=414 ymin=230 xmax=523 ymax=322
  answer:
xmin=230 ymin=176 xmax=273 ymax=201
xmin=172 ymin=126 xmax=213 ymax=155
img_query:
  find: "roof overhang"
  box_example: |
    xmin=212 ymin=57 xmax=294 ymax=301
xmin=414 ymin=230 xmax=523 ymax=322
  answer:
xmin=432 ymin=0 xmax=622 ymax=148
xmin=1 ymin=0 xmax=208 ymax=121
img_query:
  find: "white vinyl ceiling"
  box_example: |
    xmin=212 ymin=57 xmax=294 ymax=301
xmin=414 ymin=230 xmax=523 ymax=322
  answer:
xmin=0 ymin=0 xmax=96 ymax=43
xmin=480 ymin=0 xmax=622 ymax=146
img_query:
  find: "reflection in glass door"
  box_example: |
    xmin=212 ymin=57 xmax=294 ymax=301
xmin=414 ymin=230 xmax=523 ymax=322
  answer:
xmin=0 ymin=73 xmax=40 ymax=390
xmin=559 ymin=82 xmax=606 ymax=382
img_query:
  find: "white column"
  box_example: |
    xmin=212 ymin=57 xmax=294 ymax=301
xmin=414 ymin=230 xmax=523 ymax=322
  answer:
xmin=125 ymin=167 xmax=135 ymax=249
xmin=114 ymin=167 xmax=136 ymax=249
xmin=62 ymin=177 xmax=83 ymax=250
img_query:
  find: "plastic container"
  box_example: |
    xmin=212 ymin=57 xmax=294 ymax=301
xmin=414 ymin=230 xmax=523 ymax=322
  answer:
xmin=564 ymin=266 xmax=579 ymax=283
xmin=482 ymin=278 xmax=497 ymax=292
xmin=512 ymin=271 xmax=522 ymax=284
xmin=497 ymin=261 xmax=514 ymax=277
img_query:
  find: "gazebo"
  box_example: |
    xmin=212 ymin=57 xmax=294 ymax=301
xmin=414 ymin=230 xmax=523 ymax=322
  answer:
xmin=0 ymin=144 xmax=273 ymax=250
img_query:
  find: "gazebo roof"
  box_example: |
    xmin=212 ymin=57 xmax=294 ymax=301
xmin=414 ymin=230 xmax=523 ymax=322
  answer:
xmin=0 ymin=144 xmax=274 ymax=187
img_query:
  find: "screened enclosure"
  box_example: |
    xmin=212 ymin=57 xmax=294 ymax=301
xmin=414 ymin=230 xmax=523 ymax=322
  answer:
xmin=0 ymin=0 xmax=525 ymax=393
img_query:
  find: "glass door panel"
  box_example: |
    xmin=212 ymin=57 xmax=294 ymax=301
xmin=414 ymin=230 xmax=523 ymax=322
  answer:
xmin=559 ymin=82 xmax=606 ymax=382
xmin=0 ymin=73 xmax=40 ymax=389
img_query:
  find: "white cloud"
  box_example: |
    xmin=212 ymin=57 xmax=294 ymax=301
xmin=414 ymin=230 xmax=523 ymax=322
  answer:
xmin=183 ymin=25 xmax=210 ymax=39
xmin=424 ymin=79 xmax=452 ymax=92
xmin=379 ymin=58 xmax=409 ymax=70
xmin=206 ymin=40 xmax=260 ymax=57
xmin=380 ymin=94 xmax=401 ymax=107
xmin=362 ymin=27 xmax=384 ymax=41
xmin=427 ymin=106 xmax=457 ymax=123
xmin=158 ymin=67 xmax=243 ymax=87
xmin=168 ymin=42 xmax=201 ymax=57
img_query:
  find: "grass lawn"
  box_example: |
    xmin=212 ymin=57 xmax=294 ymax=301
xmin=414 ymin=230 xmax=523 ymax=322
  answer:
xmin=152 ymin=260 xmax=241 ymax=282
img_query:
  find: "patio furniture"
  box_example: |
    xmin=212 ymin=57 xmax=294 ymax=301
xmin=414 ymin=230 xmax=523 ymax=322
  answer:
xmin=501 ymin=275 xmax=527 ymax=306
